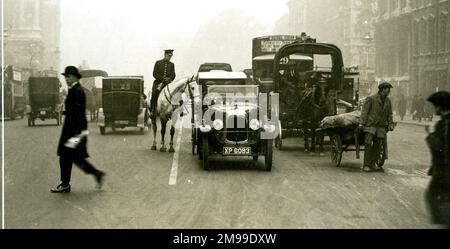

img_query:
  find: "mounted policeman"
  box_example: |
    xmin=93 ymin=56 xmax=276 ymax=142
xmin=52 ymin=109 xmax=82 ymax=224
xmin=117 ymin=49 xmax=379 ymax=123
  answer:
xmin=149 ymin=49 xmax=176 ymax=118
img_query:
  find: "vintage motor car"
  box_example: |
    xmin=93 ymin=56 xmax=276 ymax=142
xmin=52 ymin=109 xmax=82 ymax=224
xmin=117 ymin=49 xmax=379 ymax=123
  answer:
xmin=1 ymin=65 xmax=26 ymax=120
xmin=195 ymin=71 xmax=275 ymax=171
xmin=27 ymin=77 xmax=62 ymax=126
xmin=97 ymin=76 xmax=148 ymax=135
xmin=197 ymin=62 xmax=232 ymax=73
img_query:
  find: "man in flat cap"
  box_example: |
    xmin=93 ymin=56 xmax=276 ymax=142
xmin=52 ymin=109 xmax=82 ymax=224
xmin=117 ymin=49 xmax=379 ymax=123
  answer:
xmin=51 ymin=66 xmax=105 ymax=193
xmin=425 ymin=91 xmax=450 ymax=228
xmin=150 ymin=49 xmax=176 ymax=118
xmin=359 ymin=82 xmax=395 ymax=172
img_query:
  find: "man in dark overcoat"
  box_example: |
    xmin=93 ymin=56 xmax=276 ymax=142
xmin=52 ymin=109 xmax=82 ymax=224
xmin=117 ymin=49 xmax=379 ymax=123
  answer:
xmin=425 ymin=91 xmax=450 ymax=228
xmin=51 ymin=66 xmax=105 ymax=193
xmin=359 ymin=82 xmax=395 ymax=172
xmin=149 ymin=49 xmax=176 ymax=117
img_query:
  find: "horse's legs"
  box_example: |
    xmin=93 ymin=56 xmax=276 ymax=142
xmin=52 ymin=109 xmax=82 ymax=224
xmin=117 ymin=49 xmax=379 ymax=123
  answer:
xmin=151 ymin=117 xmax=157 ymax=150
xmin=169 ymin=126 xmax=176 ymax=153
xmin=310 ymin=127 xmax=317 ymax=153
xmin=304 ymin=124 xmax=310 ymax=152
xmin=160 ymin=119 xmax=168 ymax=152
xmin=317 ymin=131 xmax=325 ymax=154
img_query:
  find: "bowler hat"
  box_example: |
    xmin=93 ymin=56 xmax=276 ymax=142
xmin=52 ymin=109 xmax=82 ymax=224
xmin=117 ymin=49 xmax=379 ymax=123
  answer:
xmin=378 ymin=81 xmax=393 ymax=90
xmin=62 ymin=66 xmax=82 ymax=79
xmin=427 ymin=91 xmax=450 ymax=108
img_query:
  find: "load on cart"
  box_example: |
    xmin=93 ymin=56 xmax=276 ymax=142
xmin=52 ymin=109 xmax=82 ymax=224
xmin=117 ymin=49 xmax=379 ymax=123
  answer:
xmin=318 ymin=81 xmax=396 ymax=170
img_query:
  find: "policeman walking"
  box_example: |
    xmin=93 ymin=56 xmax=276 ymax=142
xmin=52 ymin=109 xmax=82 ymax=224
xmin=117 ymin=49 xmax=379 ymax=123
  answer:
xmin=359 ymin=82 xmax=396 ymax=172
xmin=149 ymin=49 xmax=176 ymax=118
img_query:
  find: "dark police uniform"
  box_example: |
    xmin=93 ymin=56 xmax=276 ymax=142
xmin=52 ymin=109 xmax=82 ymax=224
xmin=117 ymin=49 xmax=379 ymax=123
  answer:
xmin=150 ymin=58 xmax=176 ymax=113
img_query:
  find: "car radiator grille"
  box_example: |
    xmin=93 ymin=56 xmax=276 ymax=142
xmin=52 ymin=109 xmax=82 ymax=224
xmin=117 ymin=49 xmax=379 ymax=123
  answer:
xmin=225 ymin=114 xmax=248 ymax=142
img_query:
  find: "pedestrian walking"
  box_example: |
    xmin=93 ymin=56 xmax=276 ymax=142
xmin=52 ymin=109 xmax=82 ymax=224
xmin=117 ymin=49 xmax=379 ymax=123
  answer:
xmin=397 ymin=94 xmax=407 ymax=121
xmin=359 ymin=82 xmax=396 ymax=172
xmin=51 ymin=66 xmax=105 ymax=193
xmin=149 ymin=49 xmax=176 ymax=118
xmin=425 ymin=91 xmax=450 ymax=228
xmin=424 ymin=101 xmax=435 ymax=121
xmin=414 ymin=95 xmax=426 ymax=122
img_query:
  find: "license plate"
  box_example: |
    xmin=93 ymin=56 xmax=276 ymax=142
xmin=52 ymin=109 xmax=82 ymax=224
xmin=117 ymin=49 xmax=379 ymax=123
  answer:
xmin=223 ymin=147 xmax=251 ymax=156
xmin=115 ymin=120 xmax=129 ymax=125
xmin=40 ymin=111 xmax=46 ymax=115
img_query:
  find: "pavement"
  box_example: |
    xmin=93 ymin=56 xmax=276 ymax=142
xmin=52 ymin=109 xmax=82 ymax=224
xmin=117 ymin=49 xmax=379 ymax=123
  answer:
xmin=395 ymin=114 xmax=437 ymax=127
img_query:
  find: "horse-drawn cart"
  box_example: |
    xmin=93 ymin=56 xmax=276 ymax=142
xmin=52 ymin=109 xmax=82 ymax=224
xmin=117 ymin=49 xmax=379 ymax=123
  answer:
xmin=317 ymin=125 xmax=385 ymax=168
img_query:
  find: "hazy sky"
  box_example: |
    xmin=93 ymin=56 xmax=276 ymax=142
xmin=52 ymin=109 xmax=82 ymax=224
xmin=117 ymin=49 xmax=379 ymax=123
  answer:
xmin=60 ymin=0 xmax=289 ymax=90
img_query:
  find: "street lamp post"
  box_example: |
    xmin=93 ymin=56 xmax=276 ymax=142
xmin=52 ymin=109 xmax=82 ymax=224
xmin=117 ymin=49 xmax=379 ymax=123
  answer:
xmin=28 ymin=42 xmax=41 ymax=75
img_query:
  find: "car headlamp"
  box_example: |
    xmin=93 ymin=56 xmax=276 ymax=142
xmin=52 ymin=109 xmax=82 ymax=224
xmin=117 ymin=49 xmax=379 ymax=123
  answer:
xmin=213 ymin=119 xmax=224 ymax=130
xmin=199 ymin=125 xmax=212 ymax=133
xmin=250 ymin=119 xmax=261 ymax=131
xmin=263 ymin=124 xmax=276 ymax=133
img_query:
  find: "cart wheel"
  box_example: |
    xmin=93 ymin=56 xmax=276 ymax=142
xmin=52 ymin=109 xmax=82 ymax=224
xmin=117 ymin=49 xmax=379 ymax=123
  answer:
xmin=265 ymin=139 xmax=273 ymax=172
xmin=375 ymin=140 xmax=386 ymax=168
xmin=275 ymin=136 xmax=283 ymax=150
xmin=198 ymin=134 xmax=202 ymax=160
xmin=330 ymin=134 xmax=343 ymax=167
xmin=100 ymin=126 xmax=106 ymax=135
xmin=202 ymin=135 xmax=210 ymax=171
xmin=192 ymin=128 xmax=197 ymax=155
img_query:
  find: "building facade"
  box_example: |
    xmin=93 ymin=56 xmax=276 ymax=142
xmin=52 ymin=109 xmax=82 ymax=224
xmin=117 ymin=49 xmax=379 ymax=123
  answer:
xmin=374 ymin=0 xmax=450 ymax=99
xmin=273 ymin=0 xmax=378 ymax=96
xmin=4 ymin=0 xmax=61 ymax=75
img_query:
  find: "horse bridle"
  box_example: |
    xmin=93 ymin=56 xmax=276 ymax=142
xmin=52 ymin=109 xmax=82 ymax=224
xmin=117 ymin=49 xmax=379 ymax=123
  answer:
xmin=163 ymin=76 xmax=197 ymax=107
xmin=184 ymin=76 xmax=200 ymax=101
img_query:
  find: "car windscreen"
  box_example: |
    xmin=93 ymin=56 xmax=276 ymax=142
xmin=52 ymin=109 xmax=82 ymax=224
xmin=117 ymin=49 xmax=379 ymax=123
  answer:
xmin=103 ymin=78 xmax=142 ymax=93
xmin=198 ymin=64 xmax=232 ymax=72
xmin=202 ymin=79 xmax=247 ymax=86
xmin=205 ymin=85 xmax=259 ymax=103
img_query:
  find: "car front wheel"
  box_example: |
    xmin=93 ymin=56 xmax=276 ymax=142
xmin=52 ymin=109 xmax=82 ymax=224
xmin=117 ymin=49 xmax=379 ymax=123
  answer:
xmin=202 ymin=135 xmax=210 ymax=171
xmin=265 ymin=139 xmax=273 ymax=172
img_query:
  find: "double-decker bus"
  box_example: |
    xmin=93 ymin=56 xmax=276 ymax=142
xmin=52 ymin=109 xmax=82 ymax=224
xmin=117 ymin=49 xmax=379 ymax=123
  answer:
xmin=252 ymin=33 xmax=316 ymax=93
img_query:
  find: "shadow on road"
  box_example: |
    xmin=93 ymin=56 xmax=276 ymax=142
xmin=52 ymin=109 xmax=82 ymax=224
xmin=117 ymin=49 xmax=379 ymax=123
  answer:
xmin=203 ymin=157 xmax=270 ymax=172
xmin=100 ymin=129 xmax=148 ymax=136
xmin=28 ymin=124 xmax=60 ymax=127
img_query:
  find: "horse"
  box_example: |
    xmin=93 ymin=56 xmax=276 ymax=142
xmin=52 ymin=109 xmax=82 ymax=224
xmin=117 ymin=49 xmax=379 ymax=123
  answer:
xmin=81 ymin=86 xmax=97 ymax=121
xmin=150 ymin=76 xmax=199 ymax=153
xmin=298 ymin=84 xmax=328 ymax=154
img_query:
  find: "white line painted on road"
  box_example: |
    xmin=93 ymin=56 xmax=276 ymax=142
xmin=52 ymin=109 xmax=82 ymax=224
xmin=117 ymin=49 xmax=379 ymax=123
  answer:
xmin=169 ymin=119 xmax=184 ymax=186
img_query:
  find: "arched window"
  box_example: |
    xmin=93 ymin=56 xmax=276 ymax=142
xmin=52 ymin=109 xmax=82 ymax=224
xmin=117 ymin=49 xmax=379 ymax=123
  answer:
xmin=438 ymin=12 xmax=447 ymax=52
xmin=428 ymin=15 xmax=436 ymax=54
